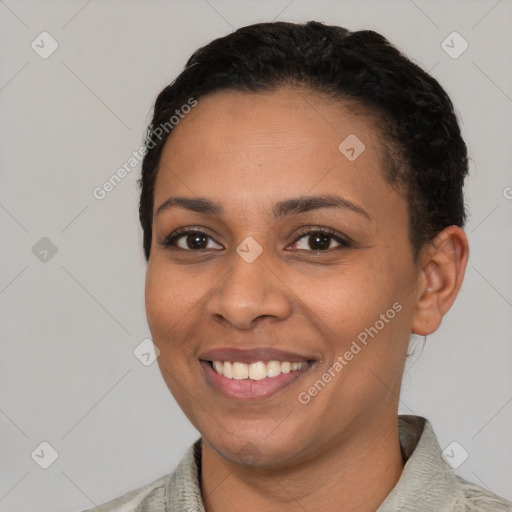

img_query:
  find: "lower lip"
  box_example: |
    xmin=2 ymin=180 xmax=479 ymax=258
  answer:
xmin=200 ymin=360 xmax=312 ymax=400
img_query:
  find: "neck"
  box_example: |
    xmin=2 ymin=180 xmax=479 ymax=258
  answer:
xmin=201 ymin=415 xmax=404 ymax=512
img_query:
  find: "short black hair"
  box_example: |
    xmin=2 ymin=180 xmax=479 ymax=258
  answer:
xmin=138 ymin=21 xmax=468 ymax=261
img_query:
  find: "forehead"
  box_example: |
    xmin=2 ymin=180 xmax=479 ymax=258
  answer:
xmin=154 ymin=87 xmax=399 ymax=222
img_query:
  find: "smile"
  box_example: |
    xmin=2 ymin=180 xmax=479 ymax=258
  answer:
xmin=200 ymin=359 xmax=313 ymax=400
xmin=211 ymin=360 xmax=307 ymax=380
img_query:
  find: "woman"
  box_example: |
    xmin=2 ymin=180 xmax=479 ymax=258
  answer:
xmin=84 ymin=21 xmax=511 ymax=511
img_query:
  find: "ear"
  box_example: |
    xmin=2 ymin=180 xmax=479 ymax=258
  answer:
xmin=411 ymin=226 xmax=469 ymax=336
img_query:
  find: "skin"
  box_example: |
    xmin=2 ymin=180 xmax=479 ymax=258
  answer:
xmin=145 ymin=87 xmax=469 ymax=512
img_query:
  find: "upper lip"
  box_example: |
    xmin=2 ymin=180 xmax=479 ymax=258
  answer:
xmin=199 ymin=347 xmax=316 ymax=364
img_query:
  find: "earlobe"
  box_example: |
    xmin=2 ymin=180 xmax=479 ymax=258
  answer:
xmin=411 ymin=226 xmax=469 ymax=336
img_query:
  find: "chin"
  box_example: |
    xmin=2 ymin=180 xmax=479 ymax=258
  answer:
xmin=203 ymin=421 xmax=311 ymax=468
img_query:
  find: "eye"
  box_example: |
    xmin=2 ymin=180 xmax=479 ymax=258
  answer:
xmin=162 ymin=229 xmax=223 ymax=251
xmin=161 ymin=227 xmax=351 ymax=252
xmin=290 ymin=228 xmax=351 ymax=251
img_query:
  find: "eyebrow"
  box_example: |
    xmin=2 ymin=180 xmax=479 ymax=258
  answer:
xmin=156 ymin=194 xmax=371 ymax=220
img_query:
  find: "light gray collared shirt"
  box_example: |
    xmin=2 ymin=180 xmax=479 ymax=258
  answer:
xmin=82 ymin=415 xmax=511 ymax=511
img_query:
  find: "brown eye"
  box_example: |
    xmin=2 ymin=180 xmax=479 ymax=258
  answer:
xmin=183 ymin=233 xmax=208 ymax=250
xmin=290 ymin=229 xmax=351 ymax=252
xmin=307 ymin=232 xmax=333 ymax=250
xmin=163 ymin=230 xmax=223 ymax=251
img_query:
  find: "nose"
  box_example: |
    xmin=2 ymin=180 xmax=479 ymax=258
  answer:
xmin=206 ymin=251 xmax=293 ymax=330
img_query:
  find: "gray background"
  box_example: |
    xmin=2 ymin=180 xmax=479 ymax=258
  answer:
xmin=0 ymin=0 xmax=511 ymax=510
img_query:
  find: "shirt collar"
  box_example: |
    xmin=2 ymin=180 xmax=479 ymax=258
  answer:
xmin=164 ymin=415 xmax=462 ymax=512
xmin=377 ymin=415 xmax=463 ymax=511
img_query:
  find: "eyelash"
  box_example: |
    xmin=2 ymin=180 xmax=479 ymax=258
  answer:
xmin=161 ymin=227 xmax=352 ymax=252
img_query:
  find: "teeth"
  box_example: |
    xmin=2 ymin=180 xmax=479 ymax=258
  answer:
xmin=211 ymin=360 xmax=306 ymax=380
xmin=213 ymin=361 xmax=224 ymax=375
xmin=266 ymin=360 xmax=281 ymax=377
xmin=248 ymin=362 xmax=266 ymax=380
xmin=233 ymin=362 xmax=248 ymax=380
xmin=223 ymin=361 xmax=233 ymax=379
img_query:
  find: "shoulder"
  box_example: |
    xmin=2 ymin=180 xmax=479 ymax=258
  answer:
xmin=454 ymin=475 xmax=512 ymax=511
xmin=79 ymin=439 xmax=202 ymax=512
xmin=80 ymin=473 xmax=169 ymax=512
xmin=382 ymin=416 xmax=512 ymax=512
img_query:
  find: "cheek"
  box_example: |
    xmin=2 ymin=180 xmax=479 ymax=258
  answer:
xmin=145 ymin=257 xmax=222 ymax=361
xmin=144 ymin=261 xmax=199 ymax=398
xmin=145 ymin=263 xmax=171 ymax=334
xmin=145 ymin=260 xmax=195 ymax=342
xmin=296 ymin=253 xmax=414 ymax=364
xmin=295 ymin=263 xmax=390 ymax=336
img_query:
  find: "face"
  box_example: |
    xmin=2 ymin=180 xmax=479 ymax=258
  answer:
xmin=145 ymin=87 xmax=422 ymax=467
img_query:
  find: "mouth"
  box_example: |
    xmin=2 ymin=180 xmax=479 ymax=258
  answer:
xmin=209 ymin=360 xmax=308 ymax=379
xmin=199 ymin=348 xmax=316 ymax=400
